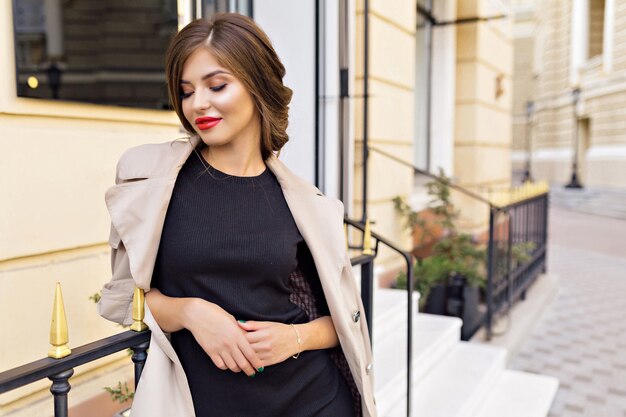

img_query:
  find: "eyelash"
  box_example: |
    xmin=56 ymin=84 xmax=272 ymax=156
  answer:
xmin=179 ymin=83 xmax=227 ymax=99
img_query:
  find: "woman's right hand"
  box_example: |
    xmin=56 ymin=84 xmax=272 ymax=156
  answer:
xmin=184 ymin=298 xmax=264 ymax=377
xmin=145 ymin=289 xmax=263 ymax=377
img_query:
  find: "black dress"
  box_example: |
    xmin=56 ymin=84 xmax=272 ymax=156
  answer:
xmin=151 ymin=149 xmax=354 ymax=417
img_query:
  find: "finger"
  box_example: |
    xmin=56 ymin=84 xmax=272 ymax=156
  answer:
xmin=210 ymin=353 xmax=228 ymax=371
xmin=250 ymin=340 xmax=271 ymax=355
xmin=248 ymin=344 xmax=272 ymax=363
xmin=222 ymin=353 xmax=242 ymax=373
xmin=232 ymin=348 xmax=257 ymax=377
xmin=237 ymin=320 xmax=259 ymax=331
xmin=239 ymin=339 xmax=265 ymax=372
xmin=243 ymin=329 xmax=266 ymax=344
xmin=237 ymin=320 xmax=272 ymax=331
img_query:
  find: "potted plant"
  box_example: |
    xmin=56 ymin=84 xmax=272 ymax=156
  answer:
xmin=393 ymin=170 xmax=486 ymax=340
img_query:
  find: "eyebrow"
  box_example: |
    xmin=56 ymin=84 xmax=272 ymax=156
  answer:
xmin=180 ymin=70 xmax=230 ymax=84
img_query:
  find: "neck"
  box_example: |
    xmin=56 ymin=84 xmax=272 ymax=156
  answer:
xmin=201 ymin=142 xmax=265 ymax=177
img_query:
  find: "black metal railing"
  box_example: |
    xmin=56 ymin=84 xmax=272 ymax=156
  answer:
xmin=344 ymin=217 xmax=414 ymax=417
xmin=0 ymin=331 xmax=150 ymax=417
xmin=368 ymin=146 xmax=550 ymax=341
xmin=485 ymin=192 xmax=549 ymax=338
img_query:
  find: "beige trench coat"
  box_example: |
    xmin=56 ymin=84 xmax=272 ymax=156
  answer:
xmin=97 ymin=136 xmax=377 ymax=417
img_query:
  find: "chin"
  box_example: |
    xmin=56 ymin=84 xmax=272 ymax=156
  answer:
xmin=197 ymin=133 xmax=231 ymax=147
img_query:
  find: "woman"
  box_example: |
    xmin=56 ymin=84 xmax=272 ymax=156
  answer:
xmin=98 ymin=13 xmax=376 ymax=417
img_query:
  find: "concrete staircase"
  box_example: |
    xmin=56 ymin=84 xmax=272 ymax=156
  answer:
xmin=372 ymin=288 xmax=558 ymax=417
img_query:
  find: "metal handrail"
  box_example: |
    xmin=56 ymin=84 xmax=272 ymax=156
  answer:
xmin=344 ymin=217 xmax=414 ymax=417
xmin=368 ymin=146 xmax=495 ymax=208
xmin=0 ymin=330 xmax=150 ymax=394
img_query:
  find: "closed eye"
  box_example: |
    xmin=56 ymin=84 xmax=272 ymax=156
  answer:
xmin=179 ymin=84 xmax=226 ymax=100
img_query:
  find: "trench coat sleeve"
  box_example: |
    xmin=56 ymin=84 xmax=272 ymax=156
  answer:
xmin=97 ymin=223 xmax=135 ymax=326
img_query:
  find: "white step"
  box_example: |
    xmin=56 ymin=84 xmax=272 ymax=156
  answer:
xmin=384 ymin=342 xmax=507 ymax=417
xmin=373 ymin=288 xmax=420 ymax=341
xmin=375 ymin=314 xmax=463 ymax=415
xmin=472 ymin=370 xmax=559 ymax=417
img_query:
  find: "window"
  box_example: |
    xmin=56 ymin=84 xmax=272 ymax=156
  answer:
xmin=12 ymin=0 xmax=251 ymax=109
xmin=588 ymin=0 xmax=605 ymax=59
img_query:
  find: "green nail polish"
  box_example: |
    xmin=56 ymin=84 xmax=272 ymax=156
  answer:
xmin=238 ymin=320 xmax=246 ymax=323
xmin=249 ymin=372 xmax=255 ymax=378
xmin=257 ymin=366 xmax=264 ymax=373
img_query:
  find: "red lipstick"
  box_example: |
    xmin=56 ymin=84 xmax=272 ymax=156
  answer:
xmin=195 ymin=116 xmax=222 ymax=130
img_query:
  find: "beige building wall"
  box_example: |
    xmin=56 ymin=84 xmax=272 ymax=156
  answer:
xmin=455 ymin=0 xmax=514 ymax=230
xmin=354 ymin=0 xmax=416 ymax=271
xmin=531 ymin=0 xmax=574 ymax=184
xmin=0 ymin=1 xmax=181 ymax=415
xmin=511 ymin=1 xmax=537 ymax=179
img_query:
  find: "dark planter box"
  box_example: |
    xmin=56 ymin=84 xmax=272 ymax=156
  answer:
xmin=420 ymin=279 xmax=483 ymax=341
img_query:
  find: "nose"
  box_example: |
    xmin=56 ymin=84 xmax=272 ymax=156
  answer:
xmin=191 ymin=88 xmax=211 ymax=113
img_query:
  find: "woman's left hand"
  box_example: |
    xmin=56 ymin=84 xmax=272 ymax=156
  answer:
xmin=237 ymin=320 xmax=300 ymax=367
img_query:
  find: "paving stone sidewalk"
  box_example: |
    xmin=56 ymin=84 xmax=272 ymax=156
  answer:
xmin=509 ymin=208 xmax=626 ymax=417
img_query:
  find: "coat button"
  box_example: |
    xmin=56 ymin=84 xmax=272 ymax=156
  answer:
xmin=352 ymin=310 xmax=360 ymax=323
xmin=366 ymin=362 xmax=373 ymax=375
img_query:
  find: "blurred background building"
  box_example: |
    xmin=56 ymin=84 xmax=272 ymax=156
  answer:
xmin=513 ymin=0 xmax=626 ymax=190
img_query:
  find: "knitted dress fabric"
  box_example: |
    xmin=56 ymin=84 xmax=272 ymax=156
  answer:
xmin=151 ymin=150 xmax=353 ymax=417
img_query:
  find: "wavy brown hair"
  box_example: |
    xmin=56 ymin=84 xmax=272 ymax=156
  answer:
xmin=165 ymin=14 xmax=293 ymax=160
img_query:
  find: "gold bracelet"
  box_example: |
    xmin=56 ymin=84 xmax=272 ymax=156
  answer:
xmin=290 ymin=323 xmax=302 ymax=359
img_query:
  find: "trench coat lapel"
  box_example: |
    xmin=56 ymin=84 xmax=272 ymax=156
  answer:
xmin=104 ymin=138 xmax=198 ymax=290
xmin=265 ymin=156 xmax=346 ymax=290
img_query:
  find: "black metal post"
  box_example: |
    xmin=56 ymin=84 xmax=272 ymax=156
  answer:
xmin=132 ymin=341 xmax=149 ymax=389
xmin=362 ymin=0 xmax=369 ymax=222
xmin=542 ymin=194 xmax=549 ymax=273
xmin=566 ymin=87 xmax=583 ymax=188
xmin=49 ymin=369 xmax=73 ymax=417
xmin=404 ymin=252 xmax=414 ymax=417
xmin=523 ymin=101 xmax=534 ymax=182
xmin=339 ymin=0 xmax=350 ymax=204
xmin=424 ymin=0 xmax=433 ymax=171
xmin=486 ymin=209 xmax=496 ymax=340
xmin=506 ymin=210 xmax=514 ymax=309
xmin=314 ymin=0 xmax=322 ymax=189
xmin=360 ymin=261 xmax=374 ymax=345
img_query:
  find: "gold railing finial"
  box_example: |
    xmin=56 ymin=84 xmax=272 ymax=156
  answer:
xmin=48 ymin=282 xmax=71 ymax=359
xmin=130 ymin=287 xmax=148 ymax=332
xmin=363 ymin=219 xmax=374 ymax=256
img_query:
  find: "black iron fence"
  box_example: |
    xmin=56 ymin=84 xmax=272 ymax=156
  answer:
xmin=368 ymin=146 xmax=550 ymax=342
xmin=485 ymin=191 xmax=549 ymax=338
xmin=0 ymin=331 xmax=150 ymax=417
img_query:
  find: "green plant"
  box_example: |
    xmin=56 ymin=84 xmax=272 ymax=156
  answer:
xmin=88 ymin=291 xmax=102 ymax=303
xmin=394 ymin=169 xmax=486 ymax=306
xmin=104 ymin=381 xmax=134 ymax=403
xmin=511 ymin=241 xmax=536 ymax=267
